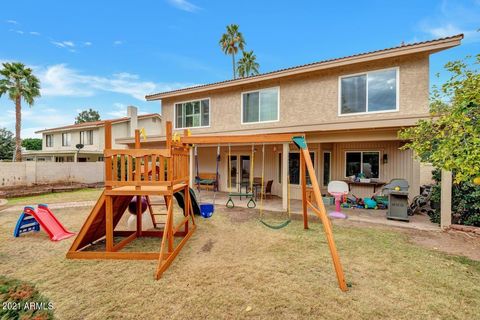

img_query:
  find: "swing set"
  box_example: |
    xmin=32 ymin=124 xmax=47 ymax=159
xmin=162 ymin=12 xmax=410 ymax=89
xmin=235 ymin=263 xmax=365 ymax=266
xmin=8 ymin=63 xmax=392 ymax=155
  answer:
xmin=182 ymin=132 xmax=348 ymax=291
xmin=67 ymin=123 xmax=348 ymax=292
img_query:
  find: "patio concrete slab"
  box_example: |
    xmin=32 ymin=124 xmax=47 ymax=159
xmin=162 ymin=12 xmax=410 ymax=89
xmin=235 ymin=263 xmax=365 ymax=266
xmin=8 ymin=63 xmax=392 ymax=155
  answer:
xmin=195 ymin=190 xmax=440 ymax=232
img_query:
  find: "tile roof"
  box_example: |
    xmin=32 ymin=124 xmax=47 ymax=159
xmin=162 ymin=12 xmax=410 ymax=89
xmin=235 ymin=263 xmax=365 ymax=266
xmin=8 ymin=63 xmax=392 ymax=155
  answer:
xmin=145 ymin=34 xmax=463 ymax=100
xmin=35 ymin=113 xmax=160 ymax=133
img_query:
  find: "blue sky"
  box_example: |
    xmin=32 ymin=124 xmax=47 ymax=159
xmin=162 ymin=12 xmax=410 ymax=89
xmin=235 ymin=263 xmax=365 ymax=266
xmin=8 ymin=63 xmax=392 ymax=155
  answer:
xmin=0 ymin=0 xmax=479 ymax=137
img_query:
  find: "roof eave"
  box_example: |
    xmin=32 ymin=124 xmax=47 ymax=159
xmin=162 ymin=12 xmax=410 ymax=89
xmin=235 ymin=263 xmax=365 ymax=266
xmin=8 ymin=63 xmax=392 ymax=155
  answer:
xmin=145 ymin=34 xmax=463 ymax=101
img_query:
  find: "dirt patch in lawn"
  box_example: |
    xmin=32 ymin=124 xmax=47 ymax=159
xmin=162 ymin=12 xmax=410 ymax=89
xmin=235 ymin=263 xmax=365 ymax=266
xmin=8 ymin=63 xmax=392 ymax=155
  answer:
xmin=228 ymin=206 xmax=258 ymax=223
xmin=200 ymin=239 xmax=215 ymax=253
xmin=407 ymin=229 xmax=480 ymax=261
xmin=336 ymin=219 xmax=480 ymax=261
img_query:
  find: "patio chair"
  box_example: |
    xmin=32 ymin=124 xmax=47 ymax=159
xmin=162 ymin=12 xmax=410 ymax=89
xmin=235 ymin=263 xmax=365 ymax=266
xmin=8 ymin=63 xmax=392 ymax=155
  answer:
xmin=327 ymin=181 xmax=349 ymax=219
xmin=261 ymin=180 xmax=273 ymax=199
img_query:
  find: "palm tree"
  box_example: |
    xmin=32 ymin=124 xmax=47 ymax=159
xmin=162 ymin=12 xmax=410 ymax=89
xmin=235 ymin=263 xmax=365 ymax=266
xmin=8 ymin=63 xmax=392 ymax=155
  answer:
xmin=0 ymin=62 xmax=41 ymax=161
xmin=219 ymin=24 xmax=245 ymax=79
xmin=237 ymin=50 xmax=260 ymax=78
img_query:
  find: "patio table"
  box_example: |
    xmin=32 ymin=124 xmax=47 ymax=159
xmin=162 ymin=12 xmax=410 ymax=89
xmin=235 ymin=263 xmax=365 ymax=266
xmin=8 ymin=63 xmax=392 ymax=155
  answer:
xmin=343 ymin=180 xmax=386 ymax=193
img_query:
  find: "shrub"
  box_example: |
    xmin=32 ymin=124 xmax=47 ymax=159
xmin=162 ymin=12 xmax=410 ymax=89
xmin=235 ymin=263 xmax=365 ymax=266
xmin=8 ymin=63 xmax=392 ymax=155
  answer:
xmin=0 ymin=276 xmax=54 ymax=320
xmin=430 ymin=169 xmax=480 ymax=226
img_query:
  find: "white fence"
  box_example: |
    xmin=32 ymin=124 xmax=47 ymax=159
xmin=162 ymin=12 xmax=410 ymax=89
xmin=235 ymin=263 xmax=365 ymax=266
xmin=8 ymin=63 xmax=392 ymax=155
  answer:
xmin=0 ymin=162 xmax=104 ymax=187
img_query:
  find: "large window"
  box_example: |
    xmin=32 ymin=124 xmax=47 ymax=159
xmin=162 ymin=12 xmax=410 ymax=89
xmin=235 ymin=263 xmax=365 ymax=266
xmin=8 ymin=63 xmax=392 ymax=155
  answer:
xmin=289 ymin=152 xmax=315 ymax=185
xmin=62 ymin=133 xmax=71 ymax=147
xmin=345 ymin=151 xmax=380 ymax=178
xmin=242 ymin=87 xmax=279 ymax=123
xmin=340 ymin=68 xmax=398 ymax=115
xmin=80 ymin=130 xmax=93 ymax=145
xmin=45 ymin=134 xmax=53 ymax=147
xmin=175 ymin=99 xmax=210 ymax=129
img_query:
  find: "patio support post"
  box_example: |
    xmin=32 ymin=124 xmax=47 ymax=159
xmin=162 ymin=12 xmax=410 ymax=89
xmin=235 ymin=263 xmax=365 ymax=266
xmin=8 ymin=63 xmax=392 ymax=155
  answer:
xmin=440 ymin=169 xmax=452 ymax=229
xmin=282 ymin=143 xmax=289 ymax=210
xmin=189 ymin=147 xmax=195 ymax=187
xmin=411 ymin=157 xmax=421 ymax=200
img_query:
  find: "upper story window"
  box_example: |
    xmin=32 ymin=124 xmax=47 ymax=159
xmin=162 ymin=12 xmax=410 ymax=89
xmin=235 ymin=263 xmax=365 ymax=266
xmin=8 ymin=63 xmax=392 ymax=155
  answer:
xmin=45 ymin=134 xmax=53 ymax=147
xmin=62 ymin=133 xmax=71 ymax=147
xmin=80 ymin=130 xmax=93 ymax=145
xmin=242 ymin=87 xmax=279 ymax=124
xmin=339 ymin=68 xmax=398 ymax=115
xmin=175 ymin=99 xmax=210 ymax=129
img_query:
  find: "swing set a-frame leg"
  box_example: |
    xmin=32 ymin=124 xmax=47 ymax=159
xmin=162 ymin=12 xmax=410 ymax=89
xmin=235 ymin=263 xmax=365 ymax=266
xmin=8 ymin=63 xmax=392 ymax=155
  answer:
xmin=299 ymin=146 xmax=348 ymax=292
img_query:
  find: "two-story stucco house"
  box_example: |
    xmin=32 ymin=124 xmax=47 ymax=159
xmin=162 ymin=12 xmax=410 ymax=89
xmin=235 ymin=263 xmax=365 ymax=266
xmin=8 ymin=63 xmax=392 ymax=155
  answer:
xmin=143 ymin=35 xmax=462 ymax=209
xmin=23 ymin=106 xmax=162 ymax=162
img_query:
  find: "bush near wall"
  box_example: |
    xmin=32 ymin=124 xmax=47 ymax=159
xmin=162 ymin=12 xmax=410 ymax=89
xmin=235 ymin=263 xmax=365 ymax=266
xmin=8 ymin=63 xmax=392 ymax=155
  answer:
xmin=430 ymin=169 xmax=480 ymax=227
xmin=0 ymin=275 xmax=54 ymax=319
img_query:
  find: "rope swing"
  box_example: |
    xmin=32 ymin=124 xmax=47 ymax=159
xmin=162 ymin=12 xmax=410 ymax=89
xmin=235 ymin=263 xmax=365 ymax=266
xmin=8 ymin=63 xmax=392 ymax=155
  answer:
xmin=259 ymin=144 xmax=291 ymax=229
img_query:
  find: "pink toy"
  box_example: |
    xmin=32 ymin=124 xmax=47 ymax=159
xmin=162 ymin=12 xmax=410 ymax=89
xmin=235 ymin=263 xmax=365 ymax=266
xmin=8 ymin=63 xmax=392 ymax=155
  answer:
xmin=327 ymin=181 xmax=349 ymax=219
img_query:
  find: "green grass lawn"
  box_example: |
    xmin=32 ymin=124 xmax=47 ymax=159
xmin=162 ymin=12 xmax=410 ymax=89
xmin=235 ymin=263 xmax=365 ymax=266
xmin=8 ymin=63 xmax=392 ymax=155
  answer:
xmin=5 ymin=188 xmax=103 ymax=206
xmin=0 ymin=205 xmax=479 ymax=319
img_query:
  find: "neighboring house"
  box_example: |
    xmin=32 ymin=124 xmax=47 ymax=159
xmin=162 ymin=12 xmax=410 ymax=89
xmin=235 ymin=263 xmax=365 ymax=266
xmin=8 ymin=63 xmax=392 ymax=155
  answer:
xmin=23 ymin=106 xmax=162 ymax=162
xmin=142 ymin=35 xmax=462 ymax=208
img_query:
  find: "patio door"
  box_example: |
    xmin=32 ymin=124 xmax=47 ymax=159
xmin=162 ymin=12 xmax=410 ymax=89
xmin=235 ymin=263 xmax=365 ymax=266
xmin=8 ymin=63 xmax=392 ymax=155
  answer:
xmin=227 ymin=154 xmax=251 ymax=191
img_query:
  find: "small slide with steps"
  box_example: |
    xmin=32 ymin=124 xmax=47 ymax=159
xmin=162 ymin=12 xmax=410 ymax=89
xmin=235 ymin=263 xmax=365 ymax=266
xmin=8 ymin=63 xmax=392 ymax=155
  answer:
xmin=14 ymin=204 xmax=75 ymax=241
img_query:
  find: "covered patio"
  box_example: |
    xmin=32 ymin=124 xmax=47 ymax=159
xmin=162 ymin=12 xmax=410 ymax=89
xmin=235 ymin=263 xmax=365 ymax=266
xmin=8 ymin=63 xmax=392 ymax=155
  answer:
xmin=193 ymin=190 xmax=438 ymax=232
xmin=190 ymin=127 xmax=422 ymax=212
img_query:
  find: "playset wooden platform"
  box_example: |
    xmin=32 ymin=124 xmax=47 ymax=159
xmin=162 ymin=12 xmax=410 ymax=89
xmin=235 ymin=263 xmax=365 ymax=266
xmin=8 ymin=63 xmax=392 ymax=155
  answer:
xmin=67 ymin=121 xmax=348 ymax=291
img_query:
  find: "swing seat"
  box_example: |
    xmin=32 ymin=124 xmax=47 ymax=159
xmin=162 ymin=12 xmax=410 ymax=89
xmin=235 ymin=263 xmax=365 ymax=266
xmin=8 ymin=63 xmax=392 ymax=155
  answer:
xmin=260 ymin=218 xmax=291 ymax=230
xmin=199 ymin=203 xmax=214 ymax=218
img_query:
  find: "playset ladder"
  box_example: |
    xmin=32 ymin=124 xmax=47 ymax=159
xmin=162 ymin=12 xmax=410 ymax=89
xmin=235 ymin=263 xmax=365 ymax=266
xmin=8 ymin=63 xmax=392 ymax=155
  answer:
xmin=146 ymin=196 xmax=168 ymax=229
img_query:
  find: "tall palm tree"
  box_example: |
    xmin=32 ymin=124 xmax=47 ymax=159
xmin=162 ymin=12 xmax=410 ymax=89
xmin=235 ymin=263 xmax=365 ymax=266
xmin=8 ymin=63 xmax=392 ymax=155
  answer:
xmin=0 ymin=62 xmax=41 ymax=161
xmin=219 ymin=24 xmax=245 ymax=79
xmin=237 ymin=50 xmax=260 ymax=78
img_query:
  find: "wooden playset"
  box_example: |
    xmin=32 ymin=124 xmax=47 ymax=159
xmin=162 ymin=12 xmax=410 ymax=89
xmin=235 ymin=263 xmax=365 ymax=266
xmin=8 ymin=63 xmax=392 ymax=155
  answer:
xmin=67 ymin=121 xmax=348 ymax=291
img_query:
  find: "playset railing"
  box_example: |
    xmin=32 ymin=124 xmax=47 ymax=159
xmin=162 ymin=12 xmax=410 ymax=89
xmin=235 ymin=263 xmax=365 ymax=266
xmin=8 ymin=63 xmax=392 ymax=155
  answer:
xmin=103 ymin=121 xmax=190 ymax=191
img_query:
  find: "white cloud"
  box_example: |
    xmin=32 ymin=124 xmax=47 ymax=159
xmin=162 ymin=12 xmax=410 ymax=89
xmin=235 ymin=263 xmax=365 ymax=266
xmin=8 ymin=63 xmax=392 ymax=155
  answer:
xmin=113 ymin=40 xmax=123 ymax=45
xmin=36 ymin=64 xmax=193 ymax=100
xmin=167 ymin=0 xmax=201 ymax=12
xmin=0 ymin=107 xmax=72 ymax=138
xmin=15 ymin=30 xmax=24 ymax=35
xmin=107 ymin=103 xmax=148 ymax=118
xmin=29 ymin=31 xmax=40 ymax=36
xmin=418 ymin=0 xmax=480 ymax=43
xmin=83 ymin=41 xmax=92 ymax=46
xmin=51 ymin=40 xmax=75 ymax=48
xmin=5 ymin=20 xmax=18 ymax=25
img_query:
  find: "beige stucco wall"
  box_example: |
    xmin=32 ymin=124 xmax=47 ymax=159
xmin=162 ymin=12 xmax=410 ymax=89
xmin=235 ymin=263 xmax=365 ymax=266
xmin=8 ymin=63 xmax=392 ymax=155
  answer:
xmin=0 ymin=162 xmax=104 ymax=187
xmin=420 ymin=163 xmax=435 ymax=185
xmin=160 ymin=53 xmax=429 ymax=135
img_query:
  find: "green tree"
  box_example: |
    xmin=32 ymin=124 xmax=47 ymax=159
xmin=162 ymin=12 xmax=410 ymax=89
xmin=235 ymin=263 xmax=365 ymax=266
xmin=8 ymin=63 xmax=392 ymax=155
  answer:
xmin=237 ymin=50 xmax=260 ymax=78
xmin=0 ymin=127 xmax=15 ymax=160
xmin=399 ymin=55 xmax=480 ymax=183
xmin=0 ymin=62 xmax=41 ymax=162
xmin=22 ymin=137 xmax=42 ymax=150
xmin=75 ymin=108 xmax=101 ymax=124
xmin=219 ymin=24 xmax=245 ymax=79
